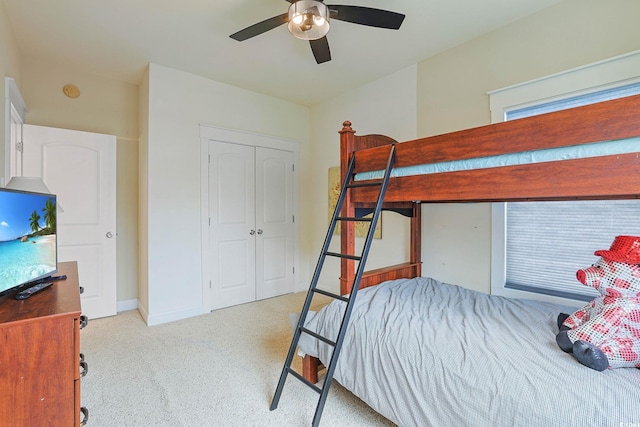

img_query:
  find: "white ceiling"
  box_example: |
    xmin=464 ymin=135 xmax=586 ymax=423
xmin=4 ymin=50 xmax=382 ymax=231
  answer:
xmin=3 ymin=0 xmax=565 ymax=106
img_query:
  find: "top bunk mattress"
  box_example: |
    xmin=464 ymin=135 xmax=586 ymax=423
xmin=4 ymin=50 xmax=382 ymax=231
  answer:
xmin=355 ymin=137 xmax=640 ymax=181
xmin=299 ymin=277 xmax=640 ymax=427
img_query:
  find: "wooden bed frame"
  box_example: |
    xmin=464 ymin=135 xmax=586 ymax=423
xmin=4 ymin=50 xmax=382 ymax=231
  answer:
xmin=301 ymin=93 xmax=640 ymax=383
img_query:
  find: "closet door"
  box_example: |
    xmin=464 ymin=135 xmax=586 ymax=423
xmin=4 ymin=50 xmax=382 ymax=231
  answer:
xmin=209 ymin=142 xmax=256 ymax=309
xmin=209 ymin=142 xmax=295 ymax=310
xmin=255 ymin=147 xmax=294 ymax=300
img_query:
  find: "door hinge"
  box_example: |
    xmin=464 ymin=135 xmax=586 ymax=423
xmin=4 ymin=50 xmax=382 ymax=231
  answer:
xmin=16 ymin=142 xmax=23 ymax=153
xmin=293 ymin=267 xmax=295 ymax=274
xmin=292 ymin=164 xmax=295 ymax=172
xmin=209 ymin=280 xmax=212 ymax=289
xmin=292 ymin=215 xmax=295 ymax=223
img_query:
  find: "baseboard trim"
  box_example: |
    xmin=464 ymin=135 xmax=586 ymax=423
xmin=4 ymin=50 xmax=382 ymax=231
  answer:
xmin=117 ymin=299 xmax=138 ymax=313
xmin=145 ymin=306 xmax=204 ymax=326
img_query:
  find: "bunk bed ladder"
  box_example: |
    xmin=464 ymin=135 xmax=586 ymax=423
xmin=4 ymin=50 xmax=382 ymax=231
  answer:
xmin=270 ymin=144 xmax=396 ymax=427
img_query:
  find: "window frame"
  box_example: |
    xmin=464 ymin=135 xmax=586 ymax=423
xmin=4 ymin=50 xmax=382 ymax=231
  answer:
xmin=488 ymin=50 xmax=640 ymax=307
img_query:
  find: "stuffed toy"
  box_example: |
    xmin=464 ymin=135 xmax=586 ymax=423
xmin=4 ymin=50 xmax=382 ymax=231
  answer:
xmin=556 ymin=235 xmax=640 ymax=371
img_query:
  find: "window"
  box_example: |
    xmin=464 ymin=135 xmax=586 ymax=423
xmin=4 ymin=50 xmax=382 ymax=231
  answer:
xmin=489 ymin=50 xmax=640 ymax=306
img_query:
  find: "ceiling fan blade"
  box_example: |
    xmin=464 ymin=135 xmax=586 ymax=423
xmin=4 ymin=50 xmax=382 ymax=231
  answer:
xmin=328 ymin=5 xmax=405 ymax=29
xmin=230 ymin=13 xmax=289 ymax=41
xmin=310 ymin=37 xmax=331 ymax=64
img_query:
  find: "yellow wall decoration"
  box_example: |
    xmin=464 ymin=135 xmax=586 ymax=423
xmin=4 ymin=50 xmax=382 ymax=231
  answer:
xmin=328 ymin=166 xmax=381 ymax=239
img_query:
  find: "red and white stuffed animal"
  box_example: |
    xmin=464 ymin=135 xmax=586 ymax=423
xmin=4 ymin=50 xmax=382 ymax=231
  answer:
xmin=556 ymin=235 xmax=640 ymax=371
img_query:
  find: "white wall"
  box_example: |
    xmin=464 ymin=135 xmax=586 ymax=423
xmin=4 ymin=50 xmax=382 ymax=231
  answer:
xmin=416 ymin=0 xmax=640 ymax=293
xmin=7 ymin=0 xmax=639 ymax=322
xmin=19 ymin=57 xmax=140 ymax=304
xmin=142 ymin=63 xmax=309 ymax=325
xmin=308 ymin=65 xmax=418 ymax=292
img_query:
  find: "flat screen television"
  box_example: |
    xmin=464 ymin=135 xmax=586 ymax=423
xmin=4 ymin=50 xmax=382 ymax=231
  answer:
xmin=0 ymin=187 xmax=58 ymax=297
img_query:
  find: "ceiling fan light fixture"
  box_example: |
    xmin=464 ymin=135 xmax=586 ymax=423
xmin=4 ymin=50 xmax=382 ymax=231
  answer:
xmin=287 ymin=0 xmax=330 ymax=41
xmin=292 ymin=14 xmax=304 ymax=26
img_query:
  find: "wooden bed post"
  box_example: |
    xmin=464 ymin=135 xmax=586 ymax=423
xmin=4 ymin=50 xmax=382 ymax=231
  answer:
xmin=339 ymin=121 xmax=357 ymax=295
xmin=302 ymin=354 xmax=319 ymax=384
xmin=411 ymin=202 xmax=422 ymax=277
xmin=300 ymin=121 xmax=355 ymax=385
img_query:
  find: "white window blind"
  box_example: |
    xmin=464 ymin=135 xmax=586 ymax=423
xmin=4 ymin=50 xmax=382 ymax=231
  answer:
xmin=506 ymin=82 xmax=640 ymax=119
xmin=505 ymin=82 xmax=640 ymax=302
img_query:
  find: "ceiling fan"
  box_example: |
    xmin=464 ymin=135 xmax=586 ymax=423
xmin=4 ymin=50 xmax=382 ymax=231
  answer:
xmin=230 ymin=0 xmax=405 ymax=64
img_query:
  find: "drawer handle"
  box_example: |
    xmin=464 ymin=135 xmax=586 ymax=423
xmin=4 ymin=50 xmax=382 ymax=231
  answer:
xmin=80 ymin=315 xmax=89 ymax=329
xmin=80 ymin=360 xmax=89 ymax=377
xmin=80 ymin=407 xmax=89 ymax=426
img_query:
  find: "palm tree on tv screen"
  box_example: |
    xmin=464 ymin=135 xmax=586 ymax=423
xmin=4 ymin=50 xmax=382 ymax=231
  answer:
xmin=42 ymin=198 xmax=56 ymax=233
xmin=29 ymin=210 xmax=41 ymax=234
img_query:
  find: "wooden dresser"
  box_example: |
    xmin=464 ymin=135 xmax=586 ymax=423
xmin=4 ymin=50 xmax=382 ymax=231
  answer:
xmin=0 ymin=261 xmax=88 ymax=426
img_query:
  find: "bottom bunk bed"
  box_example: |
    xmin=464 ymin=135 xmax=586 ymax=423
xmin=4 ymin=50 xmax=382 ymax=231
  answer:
xmin=293 ymin=95 xmax=640 ymax=425
xmin=298 ymin=277 xmax=640 ymax=426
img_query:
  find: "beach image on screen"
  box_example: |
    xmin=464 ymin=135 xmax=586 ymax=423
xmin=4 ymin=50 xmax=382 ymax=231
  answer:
xmin=0 ymin=190 xmax=57 ymax=293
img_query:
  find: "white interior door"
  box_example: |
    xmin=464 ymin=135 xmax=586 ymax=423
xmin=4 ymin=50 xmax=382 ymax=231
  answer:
xmin=209 ymin=141 xmax=256 ymax=310
xmin=209 ymin=142 xmax=294 ymax=310
xmin=21 ymin=124 xmax=117 ymax=319
xmin=255 ymin=147 xmax=294 ymax=300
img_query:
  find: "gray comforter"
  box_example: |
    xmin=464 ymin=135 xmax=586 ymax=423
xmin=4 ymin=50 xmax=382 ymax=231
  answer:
xmin=298 ymin=277 xmax=640 ymax=427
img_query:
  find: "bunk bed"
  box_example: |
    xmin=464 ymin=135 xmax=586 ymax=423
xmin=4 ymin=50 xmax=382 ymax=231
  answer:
xmin=297 ymin=94 xmax=640 ymax=426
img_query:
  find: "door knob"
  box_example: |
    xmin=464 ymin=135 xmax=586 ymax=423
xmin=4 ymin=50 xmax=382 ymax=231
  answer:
xmin=249 ymin=230 xmax=256 ymax=235
xmin=106 ymin=232 xmax=114 ymax=238
xmin=257 ymin=229 xmax=263 ymax=235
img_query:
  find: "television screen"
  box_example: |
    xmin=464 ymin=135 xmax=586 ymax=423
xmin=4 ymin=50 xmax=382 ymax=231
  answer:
xmin=0 ymin=187 xmax=58 ymax=296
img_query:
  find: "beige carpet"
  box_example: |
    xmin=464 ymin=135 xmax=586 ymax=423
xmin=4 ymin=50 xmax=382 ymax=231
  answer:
xmin=81 ymin=291 xmax=395 ymax=426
